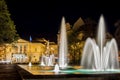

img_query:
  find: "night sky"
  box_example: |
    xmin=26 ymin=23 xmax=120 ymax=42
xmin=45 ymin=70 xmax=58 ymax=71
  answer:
xmin=5 ymin=0 xmax=120 ymax=43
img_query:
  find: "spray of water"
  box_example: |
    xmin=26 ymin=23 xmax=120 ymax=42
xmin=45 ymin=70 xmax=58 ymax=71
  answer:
xmin=81 ymin=15 xmax=119 ymax=71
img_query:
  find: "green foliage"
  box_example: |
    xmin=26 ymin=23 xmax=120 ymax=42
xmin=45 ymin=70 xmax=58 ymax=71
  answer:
xmin=67 ymin=18 xmax=97 ymax=65
xmin=115 ymin=20 xmax=120 ymax=50
xmin=0 ymin=0 xmax=19 ymax=45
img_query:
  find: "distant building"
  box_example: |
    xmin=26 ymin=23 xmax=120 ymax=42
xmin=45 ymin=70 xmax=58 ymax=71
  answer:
xmin=2 ymin=38 xmax=58 ymax=63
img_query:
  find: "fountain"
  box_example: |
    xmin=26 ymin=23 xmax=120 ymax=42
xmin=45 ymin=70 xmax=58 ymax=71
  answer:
xmin=81 ymin=15 xmax=119 ymax=71
xmin=53 ymin=64 xmax=60 ymax=73
xmin=58 ymin=17 xmax=68 ymax=69
xmin=28 ymin=62 xmax=32 ymax=66
xmin=18 ymin=15 xmax=120 ymax=80
xmin=40 ymin=54 xmax=45 ymax=66
xmin=40 ymin=54 xmax=55 ymax=66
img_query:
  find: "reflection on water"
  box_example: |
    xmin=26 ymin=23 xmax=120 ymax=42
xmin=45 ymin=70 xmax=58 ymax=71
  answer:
xmin=18 ymin=65 xmax=55 ymax=75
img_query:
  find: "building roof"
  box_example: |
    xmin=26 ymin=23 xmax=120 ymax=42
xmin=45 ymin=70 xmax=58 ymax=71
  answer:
xmin=72 ymin=17 xmax=85 ymax=31
xmin=17 ymin=39 xmax=29 ymax=43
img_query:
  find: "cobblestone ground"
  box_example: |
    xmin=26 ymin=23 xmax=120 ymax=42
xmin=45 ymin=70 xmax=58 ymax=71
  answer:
xmin=0 ymin=64 xmax=22 ymax=80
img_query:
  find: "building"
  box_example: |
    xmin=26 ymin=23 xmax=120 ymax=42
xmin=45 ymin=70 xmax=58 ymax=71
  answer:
xmin=3 ymin=38 xmax=58 ymax=63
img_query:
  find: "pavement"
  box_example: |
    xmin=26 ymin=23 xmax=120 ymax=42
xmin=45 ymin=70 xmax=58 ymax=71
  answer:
xmin=0 ymin=64 xmax=22 ymax=80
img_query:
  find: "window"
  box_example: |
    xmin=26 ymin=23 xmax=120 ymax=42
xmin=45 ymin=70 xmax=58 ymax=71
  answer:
xmin=35 ymin=48 xmax=37 ymax=52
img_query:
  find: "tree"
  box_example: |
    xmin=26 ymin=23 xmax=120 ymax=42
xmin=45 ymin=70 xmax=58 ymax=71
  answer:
xmin=0 ymin=0 xmax=19 ymax=44
xmin=67 ymin=18 xmax=97 ymax=65
xmin=114 ymin=20 xmax=120 ymax=50
xmin=0 ymin=0 xmax=19 ymax=60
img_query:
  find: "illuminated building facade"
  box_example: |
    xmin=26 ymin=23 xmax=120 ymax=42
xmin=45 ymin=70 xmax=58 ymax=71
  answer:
xmin=1 ymin=38 xmax=58 ymax=63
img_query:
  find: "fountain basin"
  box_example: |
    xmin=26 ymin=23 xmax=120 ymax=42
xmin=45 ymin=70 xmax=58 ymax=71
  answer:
xmin=16 ymin=64 xmax=120 ymax=80
xmin=18 ymin=65 xmax=120 ymax=75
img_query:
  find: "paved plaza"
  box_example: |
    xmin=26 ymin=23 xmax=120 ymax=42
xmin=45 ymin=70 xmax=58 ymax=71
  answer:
xmin=0 ymin=64 xmax=22 ymax=80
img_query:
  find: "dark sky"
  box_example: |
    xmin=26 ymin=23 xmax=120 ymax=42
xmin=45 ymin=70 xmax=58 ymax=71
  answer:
xmin=5 ymin=0 xmax=120 ymax=42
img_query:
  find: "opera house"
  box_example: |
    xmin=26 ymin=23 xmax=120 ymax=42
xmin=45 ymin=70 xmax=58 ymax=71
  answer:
xmin=0 ymin=38 xmax=58 ymax=63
